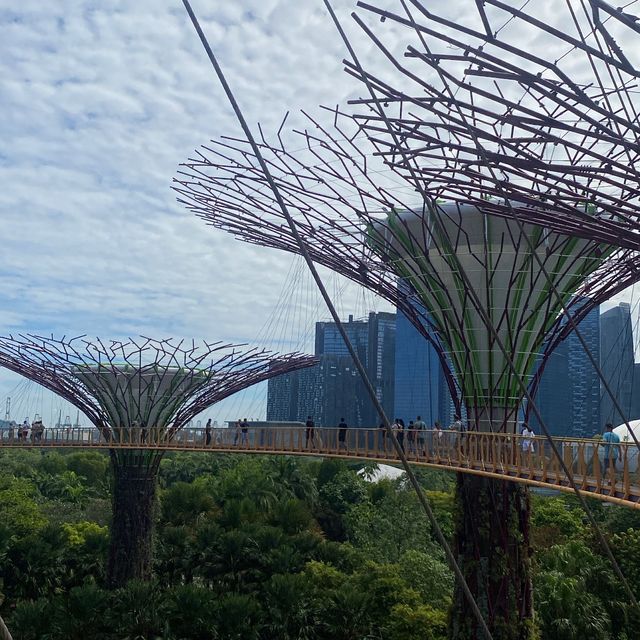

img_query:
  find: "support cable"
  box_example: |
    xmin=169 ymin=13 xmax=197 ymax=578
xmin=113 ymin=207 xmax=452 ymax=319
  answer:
xmin=179 ymin=2 xmax=494 ymax=637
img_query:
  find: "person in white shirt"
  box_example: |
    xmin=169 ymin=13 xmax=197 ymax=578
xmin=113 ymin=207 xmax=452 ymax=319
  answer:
xmin=520 ymin=424 xmax=535 ymax=454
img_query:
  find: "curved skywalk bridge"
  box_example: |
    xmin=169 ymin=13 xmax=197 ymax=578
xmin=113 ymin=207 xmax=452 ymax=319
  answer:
xmin=2 ymin=426 xmax=639 ymax=509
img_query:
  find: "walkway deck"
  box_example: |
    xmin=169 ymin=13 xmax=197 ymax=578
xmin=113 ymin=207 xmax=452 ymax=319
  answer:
xmin=2 ymin=426 xmax=639 ymax=508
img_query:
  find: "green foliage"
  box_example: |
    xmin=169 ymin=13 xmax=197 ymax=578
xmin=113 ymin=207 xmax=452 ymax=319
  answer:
xmin=40 ymin=470 xmax=89 ymax=504
xmin=62 ymin=520 xmax=108 ymax=546
xmin=345 ymin=485 xmax=436 ymax=562
xmin=0 ymin=476 xmax=47 ymax=535
xmin=387 ymin=603 xmax=448 ymax=640
xmin=397 ymin=550 xmax=454 ymax=609
xmin=64 ymin=452 xmax=109 ymax=488
xmin=4 ymin=449 xmax=640 ymax=640
xmin=531 ymin=497 xmax=585 ymax=548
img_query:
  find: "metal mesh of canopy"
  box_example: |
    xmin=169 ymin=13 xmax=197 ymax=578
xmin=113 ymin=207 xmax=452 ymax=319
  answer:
xmin=336 ymin=0 xmax=640 ymax=249
xmin=0 ymin=335 xmax=315 ymax=438
xmin=174 ymin=129 xmax=640 ymax=426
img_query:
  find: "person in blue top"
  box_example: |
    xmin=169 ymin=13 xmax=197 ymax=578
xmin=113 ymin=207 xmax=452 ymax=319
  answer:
xmin=602 ymin=422 xmax=621 ymax=476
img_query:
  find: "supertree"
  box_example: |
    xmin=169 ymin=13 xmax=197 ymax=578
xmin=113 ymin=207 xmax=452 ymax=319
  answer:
xmin=0 ymin=334 xmax=314 ymax=587
xmin=173 ymin=1 xmax=640 ymax=636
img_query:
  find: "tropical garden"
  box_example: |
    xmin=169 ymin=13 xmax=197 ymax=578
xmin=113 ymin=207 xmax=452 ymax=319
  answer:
xmin=0 ymin=449 xmax=639 ymax=639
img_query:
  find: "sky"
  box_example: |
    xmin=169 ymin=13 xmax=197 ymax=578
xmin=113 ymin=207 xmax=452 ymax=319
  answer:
xmin=1 ymin=0 xmax=638 ymax=425
xmin=0 ymin=0 xmax=395 ymax=424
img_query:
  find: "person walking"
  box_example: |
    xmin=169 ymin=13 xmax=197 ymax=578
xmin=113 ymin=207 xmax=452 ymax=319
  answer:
xmin=407 ymin=420 xmax=416 ymax=454
xmin=305 ymin=416 xmax=316 ymax=448
xmin=205 ymin=418 xmax=212 ymax=446
xmin=520 ymin=423 xmax=535 ymax=468
xmin=379 ymin=421 xmax=387 ymax=453
xmin=338 ymin=417 xmax=348 ymax=450
xmin=602 ymin=422 xmax=621 ymax=477
xmin=21 ymin=419 xmax=30 ymax=441
xmin=433 ymin=420 xmax=443 ymax=457
xmin=241 ymin=418 xmax=250 ymax=446
xmin=233 ymin=419 xmax=242 ymax=446
xmin=414 ymin=415 xmax=427 ymax=456
xmin=396 ymin=418 xmax=406 ymax=452
xmin=449 ymin=414 xmax=464 ymax=457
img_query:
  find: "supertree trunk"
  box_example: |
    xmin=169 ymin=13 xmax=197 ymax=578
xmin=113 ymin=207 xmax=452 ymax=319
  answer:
xmin=450 ymin=474 xmax=533 ymax=640
xmin=106 ymin=452 xmax=162 ymax=588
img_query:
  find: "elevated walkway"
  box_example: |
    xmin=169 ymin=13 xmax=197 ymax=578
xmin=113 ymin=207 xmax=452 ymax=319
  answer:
xmin=1 ymin=425 xmax=638 ymax=509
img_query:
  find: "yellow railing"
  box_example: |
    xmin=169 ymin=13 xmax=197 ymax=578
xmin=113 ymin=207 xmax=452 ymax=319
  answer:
xmin=1 ymin=426 xmax=639 ymax=508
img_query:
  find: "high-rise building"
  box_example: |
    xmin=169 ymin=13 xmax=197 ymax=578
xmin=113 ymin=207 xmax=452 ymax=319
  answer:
xmin=568 ymin=306 xmax=601 ymax=437
xmin=393 ymin=310 xmax=441 ymax=425
xmin=600 ymin=302 xmax=635 ymax=426
xmin=528 ymin=303 xmax=600 ymax=437
xmin=267 ymin=312 xmax=396 ymax=427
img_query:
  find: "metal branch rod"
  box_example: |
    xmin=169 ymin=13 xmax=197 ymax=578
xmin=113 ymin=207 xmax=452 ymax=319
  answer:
xmin=178 ymin=2 xmax=493 ymax=637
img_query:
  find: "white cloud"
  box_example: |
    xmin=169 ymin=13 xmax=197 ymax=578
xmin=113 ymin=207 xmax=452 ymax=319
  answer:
xmin=0 ymin=0 xmax=637 ymax=423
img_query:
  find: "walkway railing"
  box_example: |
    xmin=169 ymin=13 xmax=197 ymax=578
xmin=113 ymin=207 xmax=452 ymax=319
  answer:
xmin=1 ymin=426 xmax=639 ymax=508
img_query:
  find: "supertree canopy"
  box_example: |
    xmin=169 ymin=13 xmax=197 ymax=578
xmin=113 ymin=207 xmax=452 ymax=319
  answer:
xmin=0 ymin=334 xmax=315 ymax=587
xmin=174 ymin=1 xmax=640 ymax=636
xmin=174 ymin=116 xmax=640 ymax=425
xmin=339 ymin=0 xmax=640 ymax=248
xmin=0 ymin=334 xmax=314 ymax=440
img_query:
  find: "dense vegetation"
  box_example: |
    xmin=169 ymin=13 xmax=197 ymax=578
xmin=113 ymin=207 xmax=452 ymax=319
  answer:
xmin=0 ymin=449 xmax=639 ymax=639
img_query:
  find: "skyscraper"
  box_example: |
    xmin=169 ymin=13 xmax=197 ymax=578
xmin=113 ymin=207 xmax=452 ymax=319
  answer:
xmin=568 ymin=306 xmax=601 ymax=437
xmin=393 ymin=310 xmax=441 ymax=425
xmin=528 ymin=303 xmax=600 ymax=437
xmin=600 ymin=302 xmax=635 ymax=426
xmin=267 ymin=312 xmax=396 ymax=427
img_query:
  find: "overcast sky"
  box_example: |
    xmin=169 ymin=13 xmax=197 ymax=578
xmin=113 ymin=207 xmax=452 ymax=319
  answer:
xmin=0 ymin=0 xmax=394 ymax=424
xmin=1 ymin=0 xmax=638 ymax=425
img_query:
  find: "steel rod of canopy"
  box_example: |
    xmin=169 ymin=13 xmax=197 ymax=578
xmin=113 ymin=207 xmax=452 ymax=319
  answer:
xmin=179 ymin=2 xmax=493 ymax=637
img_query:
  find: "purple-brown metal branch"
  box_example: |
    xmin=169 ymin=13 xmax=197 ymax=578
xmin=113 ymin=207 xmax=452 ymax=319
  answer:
xmin=174 ymin=117 xmax=640 ymax=412
xmin=342 ymin=0 xmax=640 ymax=247
xmin=0 ymin=334 xmax=316 ymax=436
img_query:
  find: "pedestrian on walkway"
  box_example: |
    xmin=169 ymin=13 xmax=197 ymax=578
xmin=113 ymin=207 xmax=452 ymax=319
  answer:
xmin=379 ymin=421 xmax=387 ymax=453
xmin=433 ymin=421 xmax=443 ymax=456
xmin=338 ymin=417 xmax=348 ymax=449
xmin=449 ymin=414 xmax=464 ymax=457
xmin=602 ymin=422 xmax=621 ymax=476
xmin=414 ymin=415 xmax=427 ymax=456
xmin=407 ymin=420 xmax=417 ymax=454
xmin=241 ymin=418 xmax=250 ymax=446
xmin=520 ymin=423 xmax=535 ymax=454
xmin=305 ymin=416 xmax=316 ymax=448
xmin=395 ymin=418 xmax=405 ymax=452
xmin=205 ymin=418 xmax=212 ymax=446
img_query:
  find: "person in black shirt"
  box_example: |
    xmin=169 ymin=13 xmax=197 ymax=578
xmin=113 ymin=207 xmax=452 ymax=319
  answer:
xmin=305 ymin=416 xmax=315 ymax=448
xmin=205 ymin=418 xmax=212 ymax=446
xmin=396 ymin=418 xmax=406 ymax=452
xmin=338 ymin=417 xmax=348 ymax=449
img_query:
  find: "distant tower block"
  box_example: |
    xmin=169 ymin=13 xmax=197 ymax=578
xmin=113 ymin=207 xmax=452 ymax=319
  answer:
xmin=0 ymin=334 xmax=315 ymax=588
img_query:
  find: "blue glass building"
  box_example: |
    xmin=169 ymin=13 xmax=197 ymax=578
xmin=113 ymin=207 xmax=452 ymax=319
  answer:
xmin=600 ymin=302 xmax=635 ymax=426
xmin=268 ymin=312 xmax=395 ymax=427
xmin=393 ymin=309 xmax=441 ymax=426
xmin=529 ymin=303 xmax=600 ymax=437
